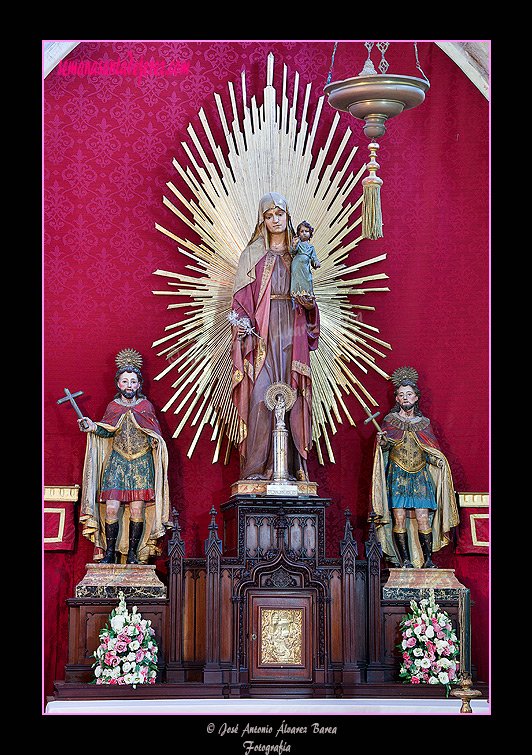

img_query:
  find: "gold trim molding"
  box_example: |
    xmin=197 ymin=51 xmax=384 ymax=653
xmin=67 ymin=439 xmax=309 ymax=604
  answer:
xmin=457 ymin=492 xmax=489 ymax=508
xmin=44 ymin=485 xmax=80 ymax=502
xmin=470 ymin=514 xmax=489 ymax=548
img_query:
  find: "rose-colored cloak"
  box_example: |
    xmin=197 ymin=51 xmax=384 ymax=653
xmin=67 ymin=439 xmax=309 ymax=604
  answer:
xmin=231 ymin=239 xmax=319 ymax=479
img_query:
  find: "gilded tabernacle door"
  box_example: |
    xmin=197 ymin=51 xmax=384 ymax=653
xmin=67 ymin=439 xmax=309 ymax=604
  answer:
xmin=249 ymin=592 xmax=313 ymax=682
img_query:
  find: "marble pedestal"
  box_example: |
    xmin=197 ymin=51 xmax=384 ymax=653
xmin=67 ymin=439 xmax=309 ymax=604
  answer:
xmin=75 ymin=563 xmax=167 ymax=598
xmin=230 ymin=478 xmax=318 ymax=497
xmin=382 ymin=568 xmax=466 ymax=600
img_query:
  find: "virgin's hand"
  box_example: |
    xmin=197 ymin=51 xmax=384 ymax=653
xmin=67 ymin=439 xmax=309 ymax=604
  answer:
xmin=295 ymin=294 xmax=315 ymax=310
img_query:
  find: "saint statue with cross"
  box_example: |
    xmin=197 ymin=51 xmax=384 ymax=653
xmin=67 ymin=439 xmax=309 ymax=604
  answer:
xmin=370 ymin=367 xmax=460 ymax=569
xmin=72 ymin=350 xmax=172 ymax=564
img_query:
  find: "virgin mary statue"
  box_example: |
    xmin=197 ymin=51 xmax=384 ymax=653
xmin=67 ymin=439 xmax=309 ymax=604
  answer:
xmin=230 ymin=193 xmax=320 ymax=481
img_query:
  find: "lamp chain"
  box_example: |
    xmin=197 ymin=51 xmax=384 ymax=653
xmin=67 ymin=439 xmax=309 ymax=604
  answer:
xmin=414 ymin=41 xmax=430 ymax=83
xmin=376 ymin=42 xmax=390 ymax=73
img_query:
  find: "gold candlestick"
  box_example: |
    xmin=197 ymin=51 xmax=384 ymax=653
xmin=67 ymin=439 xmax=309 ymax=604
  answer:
xmin=450 ymin=674 xmax=482 ymax=713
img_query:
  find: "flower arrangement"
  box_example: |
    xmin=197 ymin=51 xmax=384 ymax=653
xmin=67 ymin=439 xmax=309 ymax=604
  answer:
xmin=91 ymin=591 xmax=159 ymax=687
xmin=398 ymin=590 xmax=460 ymax=696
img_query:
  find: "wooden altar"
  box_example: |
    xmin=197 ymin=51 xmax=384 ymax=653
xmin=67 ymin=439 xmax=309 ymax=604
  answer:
xmin=56 ymin=492 xmax=484 ymax=700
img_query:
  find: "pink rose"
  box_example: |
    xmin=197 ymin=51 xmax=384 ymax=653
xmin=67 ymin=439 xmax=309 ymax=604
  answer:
xmin=411 ymin=676 xmax=420 ymax=684
xmin=136 ymin=649 xmax=146 ymax=663
xmin=104 ymin=652 xmax=119 ymax=667
xmin=406 ymin=637 xmax=416 ymax=648
xmin=114 ymin=641 xmax=128 ymax=654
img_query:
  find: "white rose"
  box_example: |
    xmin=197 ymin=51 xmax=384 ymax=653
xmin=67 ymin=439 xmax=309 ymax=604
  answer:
xmin=111 ymin=615 xmax=126 ymax=632
xmin=130 ymin=640 xmax=140 ymax=651
xmin=122 ymin=661 xmax=131 ymax=673
xmin=425 ymin=625 xmax=434 ymax=638
xmin=438 ymin=671 xmax=449 ymax=685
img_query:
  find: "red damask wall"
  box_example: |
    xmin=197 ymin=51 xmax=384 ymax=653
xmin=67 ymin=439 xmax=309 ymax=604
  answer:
xmin=43 ymin=41 xmax=489 ymax=697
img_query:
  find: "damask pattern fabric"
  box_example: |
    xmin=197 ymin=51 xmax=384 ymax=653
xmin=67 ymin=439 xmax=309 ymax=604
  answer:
xmin=43 ymin=41 xmax=489 ymax=695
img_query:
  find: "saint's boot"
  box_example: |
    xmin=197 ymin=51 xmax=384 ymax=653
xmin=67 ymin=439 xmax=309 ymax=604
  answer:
xmin=393 ymin=529 xmax=414 ymax=568
xmin=101 ymin=520 xmax=119 ymax=564
xmin=126 ymin=519 xmax=144 ymax=564
xmin=419 ymin=530 xmax=437 ymax=568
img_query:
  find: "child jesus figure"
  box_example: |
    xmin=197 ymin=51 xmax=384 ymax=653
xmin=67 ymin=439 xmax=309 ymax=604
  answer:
xmin=290 ymin=221 xmax=321 ymax=300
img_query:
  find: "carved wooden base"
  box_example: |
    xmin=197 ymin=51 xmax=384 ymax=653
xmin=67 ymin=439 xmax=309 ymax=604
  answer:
xmin=50 ymin=679 xmax=489 ymax=702
xmin=59 ymin=501 xmax=486 ymax=699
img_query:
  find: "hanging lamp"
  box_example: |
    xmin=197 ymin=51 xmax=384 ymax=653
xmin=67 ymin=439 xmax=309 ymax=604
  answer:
xmin=324 ymin=42 xmax=430 ymax=239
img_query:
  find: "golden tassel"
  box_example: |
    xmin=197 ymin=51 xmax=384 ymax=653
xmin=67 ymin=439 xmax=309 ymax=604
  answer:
xmin=361 ymin=142 xmax=383 ymax=239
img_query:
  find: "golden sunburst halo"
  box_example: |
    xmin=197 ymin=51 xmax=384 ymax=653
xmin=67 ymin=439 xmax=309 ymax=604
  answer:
xmin=151 ymin=53 xmax=392 ymax=464
xmin=391 ymin=366 xmax=419 ymax=387
xmin=115 ymin=348 xmax=143 ymax=371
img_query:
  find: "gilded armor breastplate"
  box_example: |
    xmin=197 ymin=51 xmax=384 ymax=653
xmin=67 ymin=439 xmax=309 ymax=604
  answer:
xmin=389 ymin=429 xmax=426 ymax=473
xmin=113 ymin=411 xmax=151 ymax=460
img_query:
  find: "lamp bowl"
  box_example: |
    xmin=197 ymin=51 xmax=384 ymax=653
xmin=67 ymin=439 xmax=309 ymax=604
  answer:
xmin=324 ymin=74 xmax=429 ymax=138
